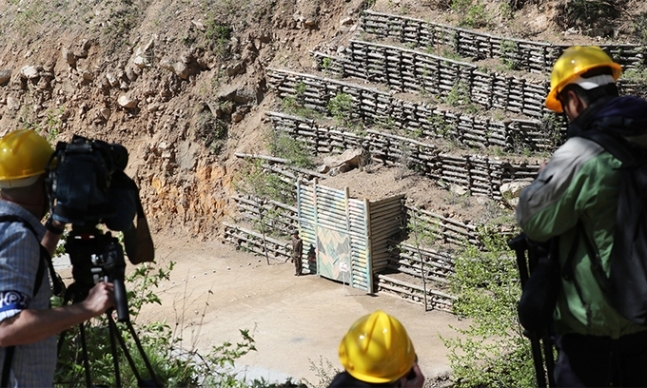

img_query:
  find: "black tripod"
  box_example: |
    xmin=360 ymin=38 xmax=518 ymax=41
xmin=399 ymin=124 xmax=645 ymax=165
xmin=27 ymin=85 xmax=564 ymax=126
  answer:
xmin=508 ymin=234 xmax=556 ymax=388
xmin=57 ymin=226 xmax=162 ymax=387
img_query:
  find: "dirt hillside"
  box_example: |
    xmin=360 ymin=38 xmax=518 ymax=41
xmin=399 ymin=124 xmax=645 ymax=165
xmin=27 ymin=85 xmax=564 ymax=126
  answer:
xmin=4 ymin=0 xmax=647 ymax=385
xmin=1 ymin=0 xmax=647 ymax=239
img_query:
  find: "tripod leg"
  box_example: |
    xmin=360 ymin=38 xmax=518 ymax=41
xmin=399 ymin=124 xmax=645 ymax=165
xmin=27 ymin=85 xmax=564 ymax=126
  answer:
xmin=125 ymin=320 xmax=159 ymax=383
xmin=107 ymin=314 xmax=162 ymax=387
xmin=528 ymin=331 xmax=547 ymax=388
xmin=107 ymin=314 xmax=123 ymax=387
xmin=79 ymin=323 xmax=92 ymax=387
xmin=542 ymin=331 xmax=556 ymax=387
xmin=107 ymin=313 xmax=144 ymax=383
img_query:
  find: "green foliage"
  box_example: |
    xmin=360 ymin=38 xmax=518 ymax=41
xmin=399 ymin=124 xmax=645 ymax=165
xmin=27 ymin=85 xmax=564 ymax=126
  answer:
xmin=327 ymin=93 xmax=354 ymax=126
xmin=440 ymin=48 xmax=463 ymax=61
xmin=234 ymin=159 xmax=295 ymax=205
xmin=560 ymin=0 xmax=619 ymax=32
xmin=269 ymin=132 xmax=314 ymax=169
xmin=633 ymin=13 xmax=647 ymax=45
xmin=21 ymin=106 xmax=65 ymax=142
xmin=101 ymin=5 xmax=142 ymax=54
xmin=281 ymin=92 xmax=322 ymax=120
xmin=499 ymin=1 xmax=514 ymax=19
xmin=442 ymin=226 xmax=537 ymax=388
xmin=204 ymin=12 xmax=232 ymax=58
xmin=295 ymin=81 xmax=307 ymax=97
xmin=444 ymin=82 xmax=470 ymax=107
xmin=622 ymin=66 xmax=647 ymax=82
xmin=195 ymin=109 xmax=228 ymax=155
xmin=540 ymin=113 xmax=566 ymax=149
xmin=428 ymin=114 xmax=455 ymax=140
xmin=362 ymin=0 xmax=377 ymax=10
xmin=500 ymin=40 xmax=519 ymax=70
xmin=407 ymin=210 xmax=438 ymax=248
xmin=321 ymin=57 xmax=333 ymax=72
xmin=452 ymin=0 xmax=490 ymax=28
xmin=303 ymin=357 xmax=341 ymax=388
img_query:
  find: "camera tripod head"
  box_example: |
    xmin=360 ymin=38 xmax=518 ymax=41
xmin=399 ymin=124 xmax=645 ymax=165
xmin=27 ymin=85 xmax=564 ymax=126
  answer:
xmin=65 ymin=225 xmax=129 ymax=322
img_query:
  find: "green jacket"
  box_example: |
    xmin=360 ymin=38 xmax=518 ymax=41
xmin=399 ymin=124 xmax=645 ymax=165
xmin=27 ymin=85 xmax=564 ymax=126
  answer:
xmin=516 ymin=97 xmax=647 ymax=338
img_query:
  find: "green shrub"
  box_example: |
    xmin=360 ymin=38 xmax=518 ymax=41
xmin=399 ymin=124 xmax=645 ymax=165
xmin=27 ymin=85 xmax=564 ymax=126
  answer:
xmin=269 ymin=132 xmax=314 ymax=169
xmin=327 ymin=93 xmax=354 ymax=125
xmin=500 ymin=40 xmax=519 ymax=70
xmin=234 ymin=159 xmax=295 ymax=205
xmin=442 ymin=226 xmax=538 ymax=388
xmin=452 ymin=0 xmax=490 ymax=28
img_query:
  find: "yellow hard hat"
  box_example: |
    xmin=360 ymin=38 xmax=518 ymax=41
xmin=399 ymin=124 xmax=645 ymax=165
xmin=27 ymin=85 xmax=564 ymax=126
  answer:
xmin=545 ymin=46 xmax=622 ymax=113
xmin=338 ymin=310 xmax=416 ymax=383
xmin=0 ymin=129 xmax=53 ymax=188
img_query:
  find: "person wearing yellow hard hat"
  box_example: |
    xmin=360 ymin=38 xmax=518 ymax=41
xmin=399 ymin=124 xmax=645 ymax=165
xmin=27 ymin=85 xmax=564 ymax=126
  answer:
xmin=516 ymin=46 xmax=647 ymax=387
xmin=0 ymin=129 xmax=115 ymax=387
xmin=328 ymin=310 xmax=425 ymax=388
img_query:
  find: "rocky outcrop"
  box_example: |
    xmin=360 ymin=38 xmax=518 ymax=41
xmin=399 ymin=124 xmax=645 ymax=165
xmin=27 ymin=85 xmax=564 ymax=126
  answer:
xmin=0 ymin=0 xmax=366 ymax=238
xmin=318 ymin=148 xmax=368 ymax=176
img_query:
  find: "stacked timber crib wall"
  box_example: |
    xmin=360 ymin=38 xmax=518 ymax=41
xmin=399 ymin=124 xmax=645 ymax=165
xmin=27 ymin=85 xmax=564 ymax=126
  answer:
xmin=360 ymin=10 xmax=646 ymax=73
xmin=226 ymin=11 xmax=647 ymax=313
xmin=267 ymin=111 xmax=539 ymax=200
xmin=267 ymin=68 xmax=561 ymax=152
xmin=312 ymin=41 xmax=646 ymax=120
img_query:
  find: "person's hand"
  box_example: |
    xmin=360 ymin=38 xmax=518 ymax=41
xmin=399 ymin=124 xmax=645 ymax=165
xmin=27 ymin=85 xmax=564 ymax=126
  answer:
xmin=400 ymin=362 xmax=425 ymax=388
xmin=82 ymin=282 xmax=115 ymax=317
xmin=538 ymin=161 xmax=549 ymax=173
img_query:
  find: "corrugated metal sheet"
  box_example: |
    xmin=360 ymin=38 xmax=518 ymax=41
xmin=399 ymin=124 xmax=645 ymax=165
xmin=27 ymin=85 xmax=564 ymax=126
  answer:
xmin=297 ymin=180 xmax=406 ymax=293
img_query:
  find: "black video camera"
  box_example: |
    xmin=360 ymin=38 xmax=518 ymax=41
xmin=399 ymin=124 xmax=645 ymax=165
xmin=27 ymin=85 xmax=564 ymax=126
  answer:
xmin=45 ymin=135 xmax=154 ymax=321
xmin=46 ymin=135 xmax=133 ymax=229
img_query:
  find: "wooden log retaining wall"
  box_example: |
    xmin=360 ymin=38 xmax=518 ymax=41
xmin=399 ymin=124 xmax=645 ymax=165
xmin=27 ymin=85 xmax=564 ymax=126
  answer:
xmin=267 ymin=111 xmax=541 ymax=200
xmin=376 ymin=274 xmax=455 ymax=313
xmin=381 ymin=241 xmax=456 ymax=311
xmin=390 ymin=242 xmax=455 ymax=284
xmin=232 ymin=194 xmax=298 ymax=236
xmin=313 ymin=41 xmax=647 ymax=120
xmin=268 ymin=69 xmax=564 ymax=152
xmin=223 ymin=222 xmax=293 ymax=261
xmin=231 ymin=154 xmax=523 ymax=252
xmin=360 ymin=10 xmax=646 ymax=73
xmin=222 ymin=220 xmax=457 ymax=312
xmin=406 ymin=205 xmax=481 ymax=248
xmin=231 ymin=176 xmax=492 ymax=254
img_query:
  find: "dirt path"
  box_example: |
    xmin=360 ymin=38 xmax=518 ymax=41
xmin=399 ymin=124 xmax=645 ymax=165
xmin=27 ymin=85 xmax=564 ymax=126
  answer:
xmin=132 ymin=236 xmax=470 ymax=385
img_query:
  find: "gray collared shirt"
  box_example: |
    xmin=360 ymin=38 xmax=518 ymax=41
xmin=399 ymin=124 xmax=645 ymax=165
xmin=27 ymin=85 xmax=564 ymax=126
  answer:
xmin=0 ymin=200 xmax=56 ymax=387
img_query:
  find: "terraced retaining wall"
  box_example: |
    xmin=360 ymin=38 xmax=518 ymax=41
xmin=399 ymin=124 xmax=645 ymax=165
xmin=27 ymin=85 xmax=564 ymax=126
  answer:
xmin=267 ymin=111 xmax=540 ymax=200
xmin=268 ymin=69 xmax=562 ymax=152
xmin=313 ymin=41 xmax=645 ymax=120
xmin=360 ymin=10 xmax=646 ymax=73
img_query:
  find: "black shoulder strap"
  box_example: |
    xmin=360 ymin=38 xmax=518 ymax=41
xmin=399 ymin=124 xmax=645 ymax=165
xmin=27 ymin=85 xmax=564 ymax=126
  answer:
xmin=1 ymin=346 xmax=13 ymax=388
xmin=0 ymin=215 xmax=50 ymax=388
xmin=577 ymin=131 xmax=641 ymax=166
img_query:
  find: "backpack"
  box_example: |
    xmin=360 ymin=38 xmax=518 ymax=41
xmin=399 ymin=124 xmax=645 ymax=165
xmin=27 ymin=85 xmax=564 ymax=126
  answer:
xmin=577 ymin=131 xmax=647 ymax=326
xmin=0 ymin=215 xmax=64 ymax=387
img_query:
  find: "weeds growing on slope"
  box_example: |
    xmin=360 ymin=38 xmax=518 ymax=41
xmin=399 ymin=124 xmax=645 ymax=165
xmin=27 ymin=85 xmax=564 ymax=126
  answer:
xmin=442 ymin=226 xmax=538 ymax=388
